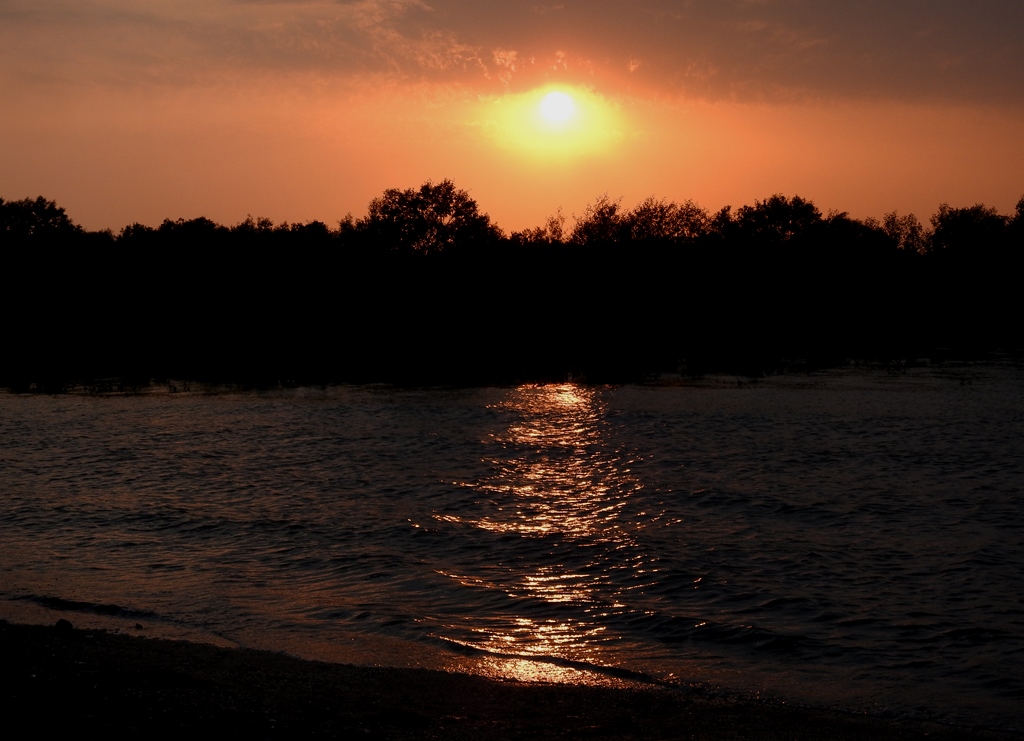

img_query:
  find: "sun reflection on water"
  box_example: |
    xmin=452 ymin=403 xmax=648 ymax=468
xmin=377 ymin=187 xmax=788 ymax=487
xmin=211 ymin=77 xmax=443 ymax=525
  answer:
xmin=436 ymin=384 xmax=652 ymax=683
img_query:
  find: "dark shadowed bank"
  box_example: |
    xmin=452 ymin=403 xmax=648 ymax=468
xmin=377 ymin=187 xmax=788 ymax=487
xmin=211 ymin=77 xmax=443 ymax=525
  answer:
xmin=4 ymin=621 xmax=1020 ymax=740
xmin=2 ymin=185 xmax=1023 ymax=389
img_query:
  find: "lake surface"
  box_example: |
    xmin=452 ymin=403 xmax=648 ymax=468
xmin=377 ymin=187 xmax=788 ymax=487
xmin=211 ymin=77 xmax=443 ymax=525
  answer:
xmin=2 ymin=364 xmax=1022 ymax=730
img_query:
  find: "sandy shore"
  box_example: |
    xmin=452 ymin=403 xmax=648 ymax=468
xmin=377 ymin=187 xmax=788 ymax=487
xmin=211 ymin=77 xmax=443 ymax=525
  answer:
xmin=3 ymin=619 xmax=1019 ymax=740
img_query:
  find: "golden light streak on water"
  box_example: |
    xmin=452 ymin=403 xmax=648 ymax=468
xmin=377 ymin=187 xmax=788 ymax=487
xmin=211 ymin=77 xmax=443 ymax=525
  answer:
xmin=435 ymin=384 xmax=643 ymax=678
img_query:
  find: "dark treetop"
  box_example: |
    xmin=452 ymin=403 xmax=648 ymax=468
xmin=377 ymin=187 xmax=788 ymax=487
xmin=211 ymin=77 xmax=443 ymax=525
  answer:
xmin=2 ymin=184 xmax=1022 ymax=388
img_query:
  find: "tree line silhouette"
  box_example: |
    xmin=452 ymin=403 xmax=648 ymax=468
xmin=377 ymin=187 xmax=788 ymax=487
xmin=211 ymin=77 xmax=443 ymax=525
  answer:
xmin=2 ymin=183 xmax=1022 ymax=388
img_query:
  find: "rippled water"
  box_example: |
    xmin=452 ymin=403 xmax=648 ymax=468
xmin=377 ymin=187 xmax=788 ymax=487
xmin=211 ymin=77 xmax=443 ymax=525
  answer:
xmin=2 ymin=365 xmax=1023 ymax=730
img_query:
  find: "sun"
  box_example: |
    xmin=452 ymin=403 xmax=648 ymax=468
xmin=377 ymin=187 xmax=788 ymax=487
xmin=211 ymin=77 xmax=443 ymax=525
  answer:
xmin=478 ymin=85 xmax=624 ymax=159
xmin=539 ymin=91 xmax=576 ymax=126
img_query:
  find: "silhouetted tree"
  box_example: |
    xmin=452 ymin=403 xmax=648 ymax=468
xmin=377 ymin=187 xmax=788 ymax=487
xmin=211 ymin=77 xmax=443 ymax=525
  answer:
xmin=624 ymin=197 xmax=710 ymax=242
xmin=233 ymin=215 xmax=275 ymax=234
xmin=569 ymin=195 xmax=623 ymax=245
xmin=708 ymin=205 xmax=735 ymax=238
xmin=157 ymin=216 xmax=226 ymax=239
xmin=4 ymin=186 xmax=1023 ymax=389
xmin=285 ymin=220 xmax=333 ymax=239
xmin=119 ymin=223 xmax=156 ymax=241
xmin=0 ymin=196 xmax=81 ymax=240
xmin=880 ymin=211 xmax=929 ymax=253
xmin=510 ymin=209 xmax=565 ymax=245
xmin=733 ymin=194 xmax=823 ymax=244
xmin=929 ymin=203 xmax=1007 ymax=256
xmin=357 ymin=179 xmax=501 ymax=254
xmin=1006 ymin=195 xmax=1024 ymax=250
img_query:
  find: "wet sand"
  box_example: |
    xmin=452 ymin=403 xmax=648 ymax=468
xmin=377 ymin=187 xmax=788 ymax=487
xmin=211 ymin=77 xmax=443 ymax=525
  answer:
xmin=3 ymin=620 xmax=1019 ymax=740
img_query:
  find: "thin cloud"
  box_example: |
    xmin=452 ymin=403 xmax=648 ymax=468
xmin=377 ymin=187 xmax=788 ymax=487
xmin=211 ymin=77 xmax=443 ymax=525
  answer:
xmin=1 ymin=0 xmax=1022 ymax=104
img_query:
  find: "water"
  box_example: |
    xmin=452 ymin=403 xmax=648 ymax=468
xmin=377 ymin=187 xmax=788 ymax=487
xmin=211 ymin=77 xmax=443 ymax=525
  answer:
xmin=2 ymin=364 xmax=1023 ymax=730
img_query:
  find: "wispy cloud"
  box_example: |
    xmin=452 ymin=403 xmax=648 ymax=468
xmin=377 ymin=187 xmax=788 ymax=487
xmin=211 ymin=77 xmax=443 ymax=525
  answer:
xmin=2 ymin=0 xmax=1022 ymax=104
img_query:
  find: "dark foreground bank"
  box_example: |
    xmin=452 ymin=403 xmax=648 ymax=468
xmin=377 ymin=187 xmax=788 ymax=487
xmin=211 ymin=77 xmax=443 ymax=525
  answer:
xmin=2 ymin=621 xmax=1020 ymax=740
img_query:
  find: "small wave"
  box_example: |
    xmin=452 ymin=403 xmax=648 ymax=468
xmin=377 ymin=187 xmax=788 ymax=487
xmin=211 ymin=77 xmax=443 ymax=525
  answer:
xmin=626 ymin=610 xmax=809 ymax=653
xmin=14 ymin=594 xmax=160 ymax=621
xmin=431 ymin=634 xmax=667 ymax=686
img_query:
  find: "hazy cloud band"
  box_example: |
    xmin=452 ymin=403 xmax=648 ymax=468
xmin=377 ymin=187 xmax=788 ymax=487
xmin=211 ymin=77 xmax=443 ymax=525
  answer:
xmin=3 ymin=0 xmax=1023 ymax=103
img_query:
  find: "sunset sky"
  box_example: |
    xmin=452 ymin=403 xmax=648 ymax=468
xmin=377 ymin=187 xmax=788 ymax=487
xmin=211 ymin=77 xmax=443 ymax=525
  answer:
xmin=2 ymin=0 xmax=1023 ymax=232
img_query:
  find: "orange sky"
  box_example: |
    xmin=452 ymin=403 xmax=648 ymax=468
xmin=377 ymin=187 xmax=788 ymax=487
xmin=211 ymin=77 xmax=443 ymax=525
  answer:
xmin=2 ymin=1 xmax=1023 ymax=232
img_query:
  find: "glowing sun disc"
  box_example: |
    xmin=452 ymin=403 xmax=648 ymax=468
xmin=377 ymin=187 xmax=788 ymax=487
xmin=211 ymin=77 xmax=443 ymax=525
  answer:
xmin=479 ymin=85 xmax=623 ymax=159
xmin=539 ymin=91 xmax=576 ymax=124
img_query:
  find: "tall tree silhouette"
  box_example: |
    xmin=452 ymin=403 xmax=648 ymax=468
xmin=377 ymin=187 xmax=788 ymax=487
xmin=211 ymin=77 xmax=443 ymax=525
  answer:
xmin=357 ymin=180 xmax=501 ymax=254
xmin=734 ymin=194 xmax=822 ymax=244
xmin=930 ymin=203 xmax=1008 ymax=257
xmin=624 ymin=197 xmax=710 ymax=242
xmin=569 ymin=194 xmax=623 ymax=246
xmin=0 ymin=196 xmax=81 ymax=240
xmin=880 ymin=211 xmax=929 ymax=253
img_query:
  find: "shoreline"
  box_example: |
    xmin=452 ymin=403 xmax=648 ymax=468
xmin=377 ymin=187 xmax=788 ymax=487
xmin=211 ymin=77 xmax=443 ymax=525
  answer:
xmin=1 ymin=356 xmax=1018 ymax=398
xmin=3 ymin=619 xmax=1020 ymax=740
